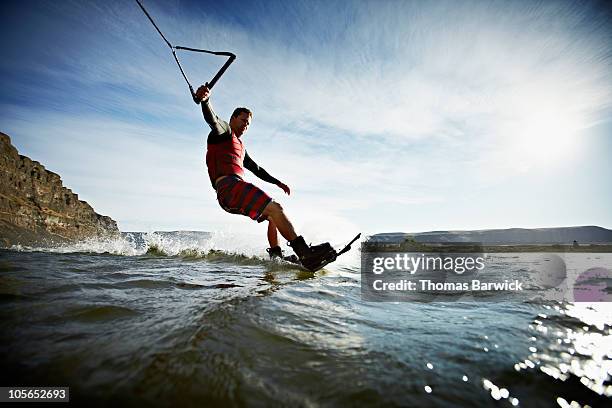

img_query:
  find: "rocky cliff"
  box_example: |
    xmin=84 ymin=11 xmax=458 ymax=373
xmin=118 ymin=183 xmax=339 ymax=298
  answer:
xmin=0 ymin=132 xmax=118 ymax=247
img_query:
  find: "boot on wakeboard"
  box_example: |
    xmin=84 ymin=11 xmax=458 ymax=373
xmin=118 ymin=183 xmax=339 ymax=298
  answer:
xmin=288 ymin=236 xmax=337 ymax=272
xmin=288 ymin=233 xmax=361 ymax=272
xmin=266 ymin=246 xmax=300 ymax=264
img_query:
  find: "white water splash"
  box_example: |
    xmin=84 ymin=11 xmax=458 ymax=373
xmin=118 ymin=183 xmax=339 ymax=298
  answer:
xmin=8 ymin=230 xmax=267 ymax=258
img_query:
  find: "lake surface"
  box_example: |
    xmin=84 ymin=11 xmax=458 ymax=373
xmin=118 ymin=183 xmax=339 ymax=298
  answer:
xmin=0 ymin=232 xmax=610 ymax=407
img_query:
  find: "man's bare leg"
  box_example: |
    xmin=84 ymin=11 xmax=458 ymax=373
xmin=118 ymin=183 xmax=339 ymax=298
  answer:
xmin=267 ymin=219 xmax=279 ymax=248
xmin=261 ymin=201 xmax=298 ymax=242
xmin=261 ymin=201 xmax=330 ymax=269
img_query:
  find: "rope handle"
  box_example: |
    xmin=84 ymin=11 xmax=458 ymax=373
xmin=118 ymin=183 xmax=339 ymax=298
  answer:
xmin=135 ymin=0 xmax=237 ymax=103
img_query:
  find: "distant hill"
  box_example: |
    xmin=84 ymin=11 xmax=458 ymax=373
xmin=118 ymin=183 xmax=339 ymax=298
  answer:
xmin=370 ymin=226 xmax=612 ymax=244
xmin=0 ymin=132 xmax=118 ymax=247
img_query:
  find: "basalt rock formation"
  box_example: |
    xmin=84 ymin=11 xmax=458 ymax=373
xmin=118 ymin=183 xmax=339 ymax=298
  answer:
xmin=0 ymin=132 xmax=118 ymax=247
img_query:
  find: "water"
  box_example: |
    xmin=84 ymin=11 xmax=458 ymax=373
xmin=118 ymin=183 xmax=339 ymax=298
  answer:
xmin=0 ymin=232 xmax=610 ymax=407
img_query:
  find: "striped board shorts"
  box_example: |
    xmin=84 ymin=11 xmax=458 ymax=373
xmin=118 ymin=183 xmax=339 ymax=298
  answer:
xmin=215 ymin=175 xmax=272 ymax=223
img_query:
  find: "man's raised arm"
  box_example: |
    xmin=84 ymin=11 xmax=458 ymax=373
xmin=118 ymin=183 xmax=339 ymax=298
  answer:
xmin=195 ymin=84 xmax=225 ymax=135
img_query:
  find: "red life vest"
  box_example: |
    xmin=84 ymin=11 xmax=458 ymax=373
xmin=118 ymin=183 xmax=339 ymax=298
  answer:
xmin=206 ymin=133 xmax=245 ymax=186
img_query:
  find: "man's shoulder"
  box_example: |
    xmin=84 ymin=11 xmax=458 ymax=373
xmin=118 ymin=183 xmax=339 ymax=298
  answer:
xmin=207 ymin=120 xmax=231 ymax=144
xmin=216 ymin=119 xmax=230 ymax=133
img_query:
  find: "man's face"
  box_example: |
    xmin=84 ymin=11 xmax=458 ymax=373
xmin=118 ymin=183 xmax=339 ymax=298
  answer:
xmin=229 ymin=112 xmax=252 ymax=137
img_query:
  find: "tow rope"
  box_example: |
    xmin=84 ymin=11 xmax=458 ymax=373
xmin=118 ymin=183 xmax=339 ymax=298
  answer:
xmin=134 ymin=0 xmax=236 ymax=104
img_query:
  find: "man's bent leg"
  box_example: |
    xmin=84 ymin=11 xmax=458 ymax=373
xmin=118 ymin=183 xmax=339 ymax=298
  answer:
xmin=267 ymin=219 xmax=279 ymax=248
xmin=261 ymin=201 xmax=298 ymax=242
xmin=266 ymin=219 xmax=287 ymax=260
xmin=261 ymin=201 xmax=333 ymax=271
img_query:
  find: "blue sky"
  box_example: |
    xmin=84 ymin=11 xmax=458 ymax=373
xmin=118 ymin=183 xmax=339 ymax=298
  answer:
xmin=1 ymin=0 xmax=611 ymax=239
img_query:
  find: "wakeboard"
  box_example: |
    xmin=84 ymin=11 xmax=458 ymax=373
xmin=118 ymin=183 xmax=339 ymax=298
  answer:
xmin=283 ymin=233 xmax=361 ymax=272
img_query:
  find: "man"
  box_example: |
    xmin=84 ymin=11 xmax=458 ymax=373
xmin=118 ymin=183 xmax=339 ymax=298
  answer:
xmin=195 ymin=84 xmax=332 ymax=271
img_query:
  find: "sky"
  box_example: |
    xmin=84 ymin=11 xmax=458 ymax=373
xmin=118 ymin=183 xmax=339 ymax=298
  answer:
xmin=1 ymin=0 xmax=611 ymax=240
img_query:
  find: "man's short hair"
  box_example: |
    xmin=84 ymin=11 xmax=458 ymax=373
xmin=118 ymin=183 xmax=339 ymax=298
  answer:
xmin=231 ymin=107 xmax=252 ymax=119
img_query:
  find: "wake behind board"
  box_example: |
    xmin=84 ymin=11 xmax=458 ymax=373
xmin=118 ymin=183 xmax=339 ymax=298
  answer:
xmin=283 ymin=233 xmax=361 ymax=272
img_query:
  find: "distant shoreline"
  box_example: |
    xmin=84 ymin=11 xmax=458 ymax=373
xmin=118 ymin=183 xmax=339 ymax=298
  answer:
xmin=363 ymin=242 xmax=612 ymax=253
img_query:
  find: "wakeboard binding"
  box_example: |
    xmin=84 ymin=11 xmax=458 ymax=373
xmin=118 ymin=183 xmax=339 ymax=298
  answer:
xmin=267 ymin=246 xmax=299 ymax=264
xmin=288 ymin=233 xmax=361 ymax=272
